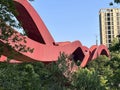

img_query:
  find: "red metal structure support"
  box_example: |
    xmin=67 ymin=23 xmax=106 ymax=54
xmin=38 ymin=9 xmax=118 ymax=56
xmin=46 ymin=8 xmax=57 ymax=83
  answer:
xmin=0 ymin=0 xmax=110 ymax=67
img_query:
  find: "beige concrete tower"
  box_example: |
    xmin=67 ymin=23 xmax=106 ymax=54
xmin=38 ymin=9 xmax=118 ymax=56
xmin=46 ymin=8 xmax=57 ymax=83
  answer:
xmin=99 ymin=8 xmax=120 ymax=48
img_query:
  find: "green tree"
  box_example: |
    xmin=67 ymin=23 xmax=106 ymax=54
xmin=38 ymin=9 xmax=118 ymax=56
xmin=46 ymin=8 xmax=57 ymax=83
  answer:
xmin=109 ymin=38 xmax=120 ymax=52
xmin=110 ymin=0 xmax=120 ymax=5
xmin=107 ymin=41 xmax=120 ymax=89
xmin=0 ymin=62 xmax=43 ymax=90
xmin=72 ymin=68 xmax=105 ymax=90
xmin=86 ymin=38 xmax=120 ymax=90
xmin=87 ymin=56 xmax=112 ymax=89
xmin=0 ymin=53 xmax=73 ymax=90
xmin=108 ymin=56 xmax=120 ymax=89
xmin=114 ymin=0 xmax=120 ymax=3
xmin=0 ymin=0 xmax=34 ymax=61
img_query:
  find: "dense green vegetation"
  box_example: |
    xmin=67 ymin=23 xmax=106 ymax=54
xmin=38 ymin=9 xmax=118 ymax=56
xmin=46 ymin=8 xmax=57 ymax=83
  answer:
xmin=0 ymin=0 xmax=120 ymax=90
xmin=0 ymin=42 xmax=119 ymax=90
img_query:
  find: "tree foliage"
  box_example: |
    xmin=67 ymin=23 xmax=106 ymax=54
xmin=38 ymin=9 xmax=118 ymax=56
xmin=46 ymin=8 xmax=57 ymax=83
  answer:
xmin=0 ymin=53 xmax=76 ymax=90
xmin=72 ymin=68 xmax=105 ymax=90
xmin=0 ymin=0 xmax=34 ymax=61
xmin=114 ymin=0 xmax=120 ymax=3
xmin=86 ymin=39 xmax=120 ymax=90
xmin=110 ymin=0 xmax=120 ymax=5
xmin=107 ymin=40 xmax=120 ymax=89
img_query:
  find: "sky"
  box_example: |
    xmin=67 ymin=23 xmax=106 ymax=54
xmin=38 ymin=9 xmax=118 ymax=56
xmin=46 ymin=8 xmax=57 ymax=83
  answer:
xmin=29 ymin=0 xmax=115 ymax=47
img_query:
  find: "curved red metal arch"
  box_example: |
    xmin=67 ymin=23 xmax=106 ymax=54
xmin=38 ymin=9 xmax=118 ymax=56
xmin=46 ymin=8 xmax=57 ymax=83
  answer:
xmin=91 ymin=45 xmax=110 ymax=60
xmin=0 ymin=0 xmax=110 ymax=67
xmin=14 ymin=0 xmax=55 ymax=45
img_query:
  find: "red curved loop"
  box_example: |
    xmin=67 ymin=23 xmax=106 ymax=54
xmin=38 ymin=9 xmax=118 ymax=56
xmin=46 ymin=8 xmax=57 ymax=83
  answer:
xmin=0 ymin=0 xmax=110 ymax=67
xmin=91 ymin=45 xmax=110 ymax=60
xmin=14 ymin=0 xmax=55 ymax=45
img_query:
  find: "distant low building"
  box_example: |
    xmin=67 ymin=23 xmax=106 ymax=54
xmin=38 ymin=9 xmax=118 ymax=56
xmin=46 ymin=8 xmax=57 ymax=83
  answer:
xmin=99 ymin=8 xmax=120 ymax=48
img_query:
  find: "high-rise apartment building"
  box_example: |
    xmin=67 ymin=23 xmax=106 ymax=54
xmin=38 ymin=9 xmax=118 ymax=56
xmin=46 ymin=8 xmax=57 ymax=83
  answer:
xmin=99 ymin=8 xmax=120 ymax=48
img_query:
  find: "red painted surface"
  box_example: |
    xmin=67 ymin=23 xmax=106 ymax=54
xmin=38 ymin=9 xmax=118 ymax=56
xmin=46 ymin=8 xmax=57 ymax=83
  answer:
xmin=0 ymin=0 xmax=110 ymax=67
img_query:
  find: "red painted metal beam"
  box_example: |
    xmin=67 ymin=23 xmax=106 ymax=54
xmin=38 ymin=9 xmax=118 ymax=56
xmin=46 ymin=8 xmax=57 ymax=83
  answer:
xmin=0 ymin=0 xmax=110 ymax=67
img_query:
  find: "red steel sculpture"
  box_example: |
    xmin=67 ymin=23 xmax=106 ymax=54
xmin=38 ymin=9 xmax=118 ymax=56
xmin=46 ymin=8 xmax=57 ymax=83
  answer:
xmin=0 ymin=0 xmax=110 ymax=67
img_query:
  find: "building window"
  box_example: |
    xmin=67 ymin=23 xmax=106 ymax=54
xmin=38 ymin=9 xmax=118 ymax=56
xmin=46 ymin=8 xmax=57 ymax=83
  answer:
xmin=109 ymin=44 xmax=111 ymax=47
xmin=107 ymin=13 xmax=110 ymax=16
xmin=116 ymin=13 xmax=120 ymax=16
xmin=108 ymin=31 xmax=111 ymax=34
xmin=111 ymin=17 xmax=113 ymax=21
xmin=111 ymin=13 xmax=113 ymax=16
xmin=112 ymin=30 xmax=114 ymax=34
xmin=107 ymin=17 xmax=110 ymax=21
xmin=107 ymin=22 xmax=110 ymax=25
xmin=108 ymin=35 xmax=111 ymax=38
xmin=109 ymin=40 xmax=111 ymax=43
xmin=108 ymin=26 xmax=111 ymax=29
